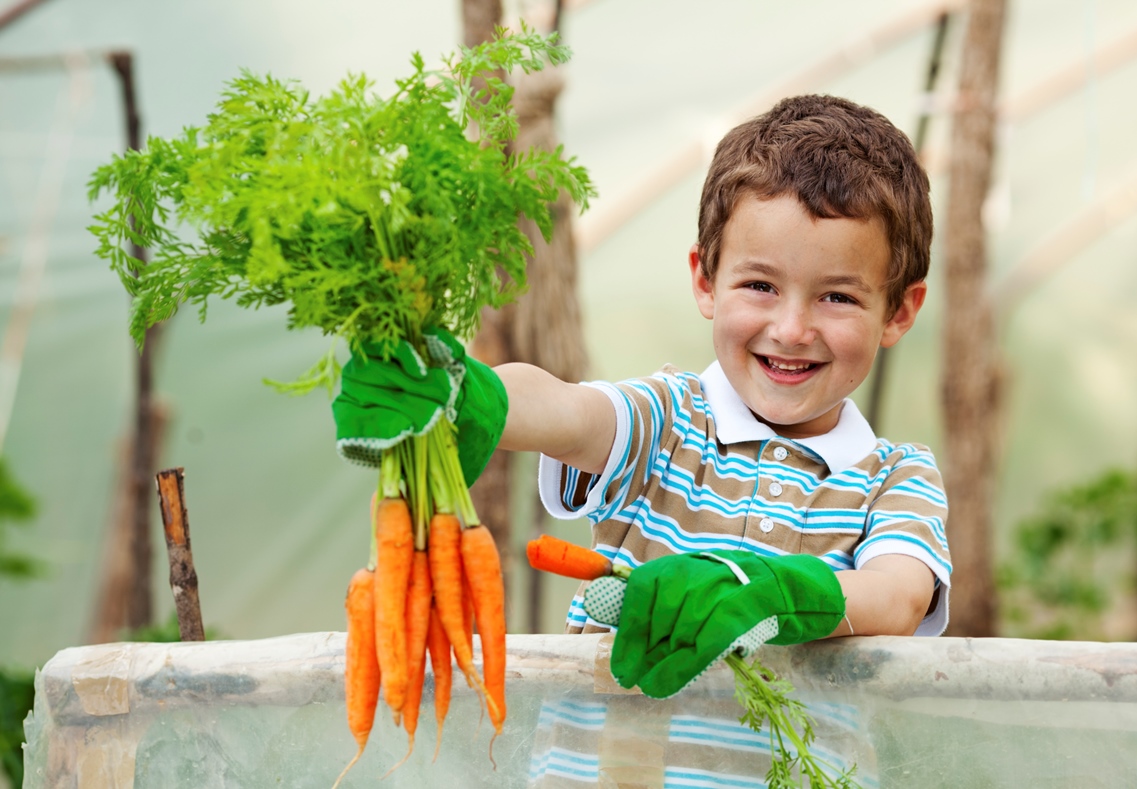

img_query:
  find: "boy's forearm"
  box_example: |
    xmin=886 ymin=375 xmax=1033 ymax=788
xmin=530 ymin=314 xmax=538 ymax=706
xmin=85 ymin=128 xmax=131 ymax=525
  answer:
xmin=831 ymin=554 xmax=936 ymax=637
xmin=494 ymin=362 xmax=616 ymax=476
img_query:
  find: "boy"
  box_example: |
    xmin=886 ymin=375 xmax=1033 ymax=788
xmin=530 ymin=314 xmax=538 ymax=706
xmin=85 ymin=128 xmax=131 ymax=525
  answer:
xmin=335 ymin=93 xmax=949 ymax=700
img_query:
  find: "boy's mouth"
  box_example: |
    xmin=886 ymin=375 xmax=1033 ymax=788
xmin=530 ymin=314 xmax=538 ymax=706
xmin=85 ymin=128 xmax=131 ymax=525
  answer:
xmin=759 ymin=355 xmax=821 ymax=380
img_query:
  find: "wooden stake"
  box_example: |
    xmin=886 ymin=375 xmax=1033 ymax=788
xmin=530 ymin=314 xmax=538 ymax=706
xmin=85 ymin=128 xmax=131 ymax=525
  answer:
xmin=155 ymin=467 xmax=205 ymax=642
xmin=941 ymin=0 xmax=1008 ymax=638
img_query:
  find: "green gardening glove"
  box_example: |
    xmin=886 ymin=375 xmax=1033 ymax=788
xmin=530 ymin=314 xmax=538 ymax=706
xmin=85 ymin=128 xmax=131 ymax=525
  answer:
xmin=590 ymin=550 xmax=845 ymax=699
xmin=331 ymin=328 xmax=508 ymax=485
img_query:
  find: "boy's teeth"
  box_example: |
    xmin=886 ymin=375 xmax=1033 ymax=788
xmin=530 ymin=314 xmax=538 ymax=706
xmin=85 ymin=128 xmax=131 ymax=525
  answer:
xmin=767 ymin=358 xmax=813 ymax=371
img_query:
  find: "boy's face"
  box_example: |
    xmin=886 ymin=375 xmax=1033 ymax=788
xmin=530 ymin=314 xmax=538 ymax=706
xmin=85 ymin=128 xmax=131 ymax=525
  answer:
xmin=690 ymin=194 xmax=925 ymax=439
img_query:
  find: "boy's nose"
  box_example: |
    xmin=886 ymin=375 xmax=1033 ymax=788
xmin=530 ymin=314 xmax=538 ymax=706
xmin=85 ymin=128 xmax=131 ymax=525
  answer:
xmin=768 ymin=303 xmax=815 ymax=348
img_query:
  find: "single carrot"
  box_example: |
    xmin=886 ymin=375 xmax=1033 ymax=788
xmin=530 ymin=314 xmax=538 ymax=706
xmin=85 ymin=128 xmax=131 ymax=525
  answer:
xmin=374 ymin=495 xmax=414 ymax=725
xmin=460 ymin=524 xmax=507 ymax=744
xmin=401 ymin=551 xmax=433 ymax=751
xmin=526 ymin=534 xmax=614 ymax=580
xmin=426 ymin=602 xmax=452 ymax=762
xmin=462 ymin=565 xmax=484 ymax=729
xmin=427 ymin=513 xmax=485 ymax=696
xmin=331 ymin=568 xmax=381 ymax=789
xmin=461 ymin=563 xmax=475 ymax=656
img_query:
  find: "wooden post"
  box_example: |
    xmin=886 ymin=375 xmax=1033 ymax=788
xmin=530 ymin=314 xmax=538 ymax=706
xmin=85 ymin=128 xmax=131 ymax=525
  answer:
xmin=464 ymin=0 xmax=591 ymax=633
xmin=107 ymin=50 xmax=165 ymax=631
xmin=155 ymin=468 xmax=205 ymax=642
xmin=941 ymin=0 xmax=1008 ymax=637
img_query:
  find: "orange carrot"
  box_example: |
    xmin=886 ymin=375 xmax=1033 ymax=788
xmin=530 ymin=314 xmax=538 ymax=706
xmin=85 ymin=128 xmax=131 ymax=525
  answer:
xmin=461 ymin=563 xmax=475 ymax=656
xmin=526 ymin=534 xmax=614 ymax=580
xmin=401 ymin=551 xmax=433 ymax=752
xmin=427 ymin=513 xmax=484 ymax=695
xmin=374 ymin=495 xmax=414 ymax=725
xmin=426 ymin=602 xmax=452 ymax=762
xmin=331 ymin=568 xmax=380 ymax=789
xmin=460 ymin=524 xmax=507 ymax=743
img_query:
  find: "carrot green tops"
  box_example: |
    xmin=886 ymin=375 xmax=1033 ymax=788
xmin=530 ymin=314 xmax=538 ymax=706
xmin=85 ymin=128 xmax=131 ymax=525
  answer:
xmin=538 ymin=362 xmax=952 ymax=636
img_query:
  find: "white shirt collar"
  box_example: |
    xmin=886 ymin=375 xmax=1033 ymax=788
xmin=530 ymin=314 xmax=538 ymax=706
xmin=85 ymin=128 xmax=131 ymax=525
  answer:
xmin=698 ymin=361 xmax=878 ymax=473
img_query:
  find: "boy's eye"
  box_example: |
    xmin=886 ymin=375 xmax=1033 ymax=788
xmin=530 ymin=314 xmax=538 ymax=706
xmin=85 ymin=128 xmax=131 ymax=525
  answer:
xmin=822 ymin=292 xmax=857 ymax=305
xmin=745 ymin=281 xmax=775 ymax=293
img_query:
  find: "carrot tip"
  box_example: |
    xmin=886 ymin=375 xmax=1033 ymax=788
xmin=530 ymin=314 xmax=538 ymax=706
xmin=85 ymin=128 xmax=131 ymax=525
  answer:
xmin=487 ymin=731 xmax=499 ymax=772
xmin=331 ymin=746 xmax=363 ymax=789
xmin=432 ymin=723 xmax=444 ymax=763
xmin=380 ymin=738 xmax=414 ymax=781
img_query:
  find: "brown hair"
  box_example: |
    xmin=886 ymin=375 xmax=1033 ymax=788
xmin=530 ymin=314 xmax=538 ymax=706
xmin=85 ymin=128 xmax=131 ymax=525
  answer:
xmin=697 ymin=95 xmax=932 ymax=315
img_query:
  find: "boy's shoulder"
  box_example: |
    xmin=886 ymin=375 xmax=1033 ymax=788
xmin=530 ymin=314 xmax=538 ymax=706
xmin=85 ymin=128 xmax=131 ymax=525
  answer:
xmin=860 ymin=437 xmax=941 ymax=469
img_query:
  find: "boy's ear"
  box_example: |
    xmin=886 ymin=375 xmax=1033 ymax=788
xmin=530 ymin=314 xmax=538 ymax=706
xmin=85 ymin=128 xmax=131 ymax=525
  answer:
xmin=689 ymin=244 xmax=715 ymax=320
xmin=880 ymin=281 xmax=927 ymax=348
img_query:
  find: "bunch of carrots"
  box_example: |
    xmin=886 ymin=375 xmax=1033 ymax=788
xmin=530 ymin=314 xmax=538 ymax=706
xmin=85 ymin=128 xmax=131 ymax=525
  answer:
xmin=334 ymin=421 xmax=505 ymax=787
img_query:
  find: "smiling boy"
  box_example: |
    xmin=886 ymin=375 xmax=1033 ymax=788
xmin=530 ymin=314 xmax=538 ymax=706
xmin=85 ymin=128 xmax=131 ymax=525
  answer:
xmin=493 ymin=95 xmax=949 ymax=670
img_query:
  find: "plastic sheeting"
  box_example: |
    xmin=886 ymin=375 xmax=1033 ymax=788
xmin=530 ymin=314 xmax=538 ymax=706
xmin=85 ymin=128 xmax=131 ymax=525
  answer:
xmin=22 ymin=633 xmax=1137 ymax=788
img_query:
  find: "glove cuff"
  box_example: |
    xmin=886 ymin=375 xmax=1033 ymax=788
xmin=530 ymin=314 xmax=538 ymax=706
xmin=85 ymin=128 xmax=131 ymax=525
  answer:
xmin=452 ymin=355 xmax=508 ymax=485
xmin=766 ymin=553 xmax=846 ymax=646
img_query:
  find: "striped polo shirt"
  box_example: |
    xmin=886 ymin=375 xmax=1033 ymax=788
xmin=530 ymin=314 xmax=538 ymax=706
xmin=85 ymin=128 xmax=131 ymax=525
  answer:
xmin=538 ymin=362 xmax=952 ymax=637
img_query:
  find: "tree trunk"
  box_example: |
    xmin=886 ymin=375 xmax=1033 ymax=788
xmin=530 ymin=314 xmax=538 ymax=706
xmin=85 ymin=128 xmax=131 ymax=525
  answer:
xmin=941 ymin=0 xmax=1007 ymax=638
xmin=510 ymin=66 xmax=589 ymax=635
xmin=463 ymin=0 xmax=589 ymax=631
xmin=89 ymin=52 xmax=164 ymax=640
xmin=461 ymin=0 xmax=502 ymax=48
xmin=88 ymin=400 xmax=167 ymax=643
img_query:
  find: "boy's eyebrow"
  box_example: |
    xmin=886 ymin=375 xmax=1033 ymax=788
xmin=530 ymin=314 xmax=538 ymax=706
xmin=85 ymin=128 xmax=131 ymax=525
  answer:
xmin=818 ymin=273 xmax=874 ymax=293
xmin=735 ymin=261 xmax=875 ymax=292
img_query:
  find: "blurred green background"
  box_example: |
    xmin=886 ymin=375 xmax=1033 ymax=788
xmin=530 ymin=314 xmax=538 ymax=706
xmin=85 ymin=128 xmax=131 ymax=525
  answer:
xmin=1 ymin=0 xmax=1136 ymax=671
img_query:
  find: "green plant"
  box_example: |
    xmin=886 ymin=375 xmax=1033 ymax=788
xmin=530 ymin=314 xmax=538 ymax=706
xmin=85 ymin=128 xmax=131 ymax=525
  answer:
xmin=0 ymin=666 xmax=34 ymax=787
xmin=123 ymin=612 xmax=222 ymax=643
xmin=998 ymin=467 xmax=1137 ymax=640
xmin=88 ymin=25 xmax=593 ymax=394
xmin=0 ymin=458 xmax=40 ymax=786
xmin=0 ymin=457 xmax=41 ymax=580
xmin=728 ymin=654 xmax=859 ymax=788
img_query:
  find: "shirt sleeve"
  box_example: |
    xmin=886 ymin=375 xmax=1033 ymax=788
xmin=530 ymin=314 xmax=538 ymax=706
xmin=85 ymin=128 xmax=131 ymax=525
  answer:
xmin=537 ymin=373 xmax=681 ymax=522
xmin=855 ymin=444 xmax=952 ymax=636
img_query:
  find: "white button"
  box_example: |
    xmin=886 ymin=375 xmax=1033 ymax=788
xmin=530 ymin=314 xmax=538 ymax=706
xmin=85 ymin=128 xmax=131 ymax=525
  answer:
xmin=769 ymin=482 xmax=783 ymax=497
xmin=773 ymin=446 xmax=789 ymax=461
xmin=759 ymin=517 xmax=775 ymax=533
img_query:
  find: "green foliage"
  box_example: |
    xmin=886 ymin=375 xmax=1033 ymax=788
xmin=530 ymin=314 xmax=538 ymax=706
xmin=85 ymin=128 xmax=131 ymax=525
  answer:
xmin=123 ymin=612 xmax=223 ymax=643
xmin=0 ymin=457 xmax=42 ymax=580
xmin=88 ymin=25 xmax=594 ymax=395
xmin=0 ymin=665 xmax=35 ymax=787
xmin=999 ymin=467 xmax=1137 ymax=640
xmin=727 ymin=653 xmax=859 ymax=788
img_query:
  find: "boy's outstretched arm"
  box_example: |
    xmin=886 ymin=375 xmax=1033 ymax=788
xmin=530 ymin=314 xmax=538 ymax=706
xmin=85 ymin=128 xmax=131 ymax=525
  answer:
xmin=832 ymin=555 xmax=935 ymax=637
xmin=495 ymin=362 xmax=617 ymax=476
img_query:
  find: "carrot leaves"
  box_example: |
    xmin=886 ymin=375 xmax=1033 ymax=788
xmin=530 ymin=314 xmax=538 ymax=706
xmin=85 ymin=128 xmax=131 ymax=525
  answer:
xmin=89 ymin=26 xmax=594 ymax=394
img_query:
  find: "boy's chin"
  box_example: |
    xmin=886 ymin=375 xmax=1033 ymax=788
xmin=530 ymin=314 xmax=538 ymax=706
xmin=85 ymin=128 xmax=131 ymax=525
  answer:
xmin=749 ymin=403 xmax=844 ymax=439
